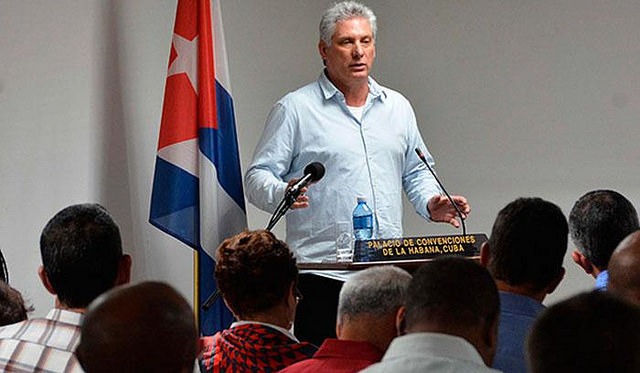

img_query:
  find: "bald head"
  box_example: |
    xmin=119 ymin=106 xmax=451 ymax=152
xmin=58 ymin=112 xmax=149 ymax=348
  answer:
xmin=76 ymin=281 xmax=198 ymax=373
xmin=608 ymin=230 xmax=640 ymax=306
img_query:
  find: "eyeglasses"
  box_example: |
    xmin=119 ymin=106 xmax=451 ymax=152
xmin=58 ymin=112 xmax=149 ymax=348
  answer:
xmin=295 ymin=287 xmax=303 ymax=302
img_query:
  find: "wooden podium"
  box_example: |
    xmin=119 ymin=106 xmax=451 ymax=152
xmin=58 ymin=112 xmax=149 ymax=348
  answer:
xmin=298 ymin=233 xmax=487 ymax=271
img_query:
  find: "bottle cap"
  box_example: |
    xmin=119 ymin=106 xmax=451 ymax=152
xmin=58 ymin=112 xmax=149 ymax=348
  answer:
xmin=357 ymin=196 xmax=367 ymax=203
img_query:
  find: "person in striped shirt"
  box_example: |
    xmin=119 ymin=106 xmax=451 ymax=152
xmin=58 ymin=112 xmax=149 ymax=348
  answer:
xmin=0 ymin=203 xmax=132 ymax=372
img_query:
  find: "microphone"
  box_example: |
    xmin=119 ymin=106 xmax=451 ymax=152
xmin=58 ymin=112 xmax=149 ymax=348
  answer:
xmin=266 ymin=162 xmax=325 ymax=231
xmin=414 ymin=148 xmax=467 ymax=236
xmin=286 ymin=162 xmax=325 ymax=199
xmin=207 ymin=164 xmax=325 ymax=311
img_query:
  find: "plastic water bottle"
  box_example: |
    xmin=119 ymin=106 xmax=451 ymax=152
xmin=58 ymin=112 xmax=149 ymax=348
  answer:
xmin=353 ymin=197 xmax=373 ymax=241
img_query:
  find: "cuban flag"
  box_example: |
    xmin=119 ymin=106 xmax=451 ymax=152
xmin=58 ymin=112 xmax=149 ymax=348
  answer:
xmin=149 ymin=0 xmax=246 ymax=335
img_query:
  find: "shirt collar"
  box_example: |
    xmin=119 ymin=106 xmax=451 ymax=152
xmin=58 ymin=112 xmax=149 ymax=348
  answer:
xmin=231 ymin=320 xmax=300 ymax=342
xmin=46 ymin=308 xmax=84 ymax=326
xmin=316 ymin=339 xmax=384 ymax=360
xmin=498 ymin=291 xmax=545 ymax=315
xmin=595 ymin=270 xmax=609 ymax=291
xmin=385 ymin=332 xmax=487 ymax=366
xmin=318 ymin=70 xmax=387 ymax=102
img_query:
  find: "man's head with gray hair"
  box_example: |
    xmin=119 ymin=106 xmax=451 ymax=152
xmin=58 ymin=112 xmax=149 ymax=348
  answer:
xmin=336 ymin=266 xmax=411 ymax=351
xmin=319 ymin=1 xmax=377 ymax=46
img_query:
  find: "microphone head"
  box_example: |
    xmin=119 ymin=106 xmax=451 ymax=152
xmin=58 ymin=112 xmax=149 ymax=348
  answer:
xmin=304 ymin=162 xmax=325 ymax=182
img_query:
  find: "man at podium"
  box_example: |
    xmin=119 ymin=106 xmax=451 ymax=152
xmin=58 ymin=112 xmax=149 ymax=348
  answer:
xmin=245 ymin=1 xmax=470 ymax=345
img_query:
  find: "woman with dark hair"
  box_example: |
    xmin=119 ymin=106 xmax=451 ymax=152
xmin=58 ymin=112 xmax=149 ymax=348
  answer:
xmin=0 ymin=249 xmax=31 ymax=326
xmin=200 ymin=230 xmax=316 ymax=372
xmin=0 ymin=281 xmax=30 ymax=326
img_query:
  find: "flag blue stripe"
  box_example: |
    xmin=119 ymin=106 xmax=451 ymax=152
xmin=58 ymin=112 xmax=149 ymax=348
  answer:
xmin=149 ymin=157 xmax=199 ymax=249
xmin=150 ymin=156 xmax=234 ymax=334
xmin=198 ymin=81 xmax=246 ymax=211
xmin=196 ymin=80 xmax=244 ymax=335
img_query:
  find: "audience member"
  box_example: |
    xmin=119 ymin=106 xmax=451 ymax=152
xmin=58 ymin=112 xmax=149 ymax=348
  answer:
xmin=281 ymin=266 xmax=411 ymax=372
xmin=0 ymin=203 xmax=132 ymax=372
xmin=362 ymin=256 xmax=501 ymax=373
xmin=569 ymin=189 xmax=639 ymax=290
xmin=607 ymin=230 xmax=640 ymax=306
xmin=199 ymin=230 xmax=316 ymax=372
xmin=480 ymin=197 xmax=567 ymax=373
xmin=76 ymin=281 xmax=198 ymax=373
xmin=527 ymin=291 xmax=640 ymax=373
xmin=0 ymin=281 xmax=31 ymax=326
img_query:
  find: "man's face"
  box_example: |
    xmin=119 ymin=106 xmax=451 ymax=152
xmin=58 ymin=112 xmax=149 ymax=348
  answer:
xmin=319 ymin=17 xmax=375 ymax=89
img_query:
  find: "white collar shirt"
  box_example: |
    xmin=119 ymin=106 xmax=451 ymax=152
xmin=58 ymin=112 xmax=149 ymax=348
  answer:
xmin=361 ymin=332 xmax=503 ymax=373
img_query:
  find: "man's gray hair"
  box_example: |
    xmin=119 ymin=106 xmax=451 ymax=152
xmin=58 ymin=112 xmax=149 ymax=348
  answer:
xmin=319 ymin=1 xmax=377 ymax=46
xmin=338 ymin=266 xmax=411 ymax=320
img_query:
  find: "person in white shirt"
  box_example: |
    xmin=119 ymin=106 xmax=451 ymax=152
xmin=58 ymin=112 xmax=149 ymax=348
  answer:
xmin=362 ymin=256 xmax=502 ymax=373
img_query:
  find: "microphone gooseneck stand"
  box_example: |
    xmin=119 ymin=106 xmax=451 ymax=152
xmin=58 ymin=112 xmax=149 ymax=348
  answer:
xmin=415 ymin=148 xmax=467 ymax=236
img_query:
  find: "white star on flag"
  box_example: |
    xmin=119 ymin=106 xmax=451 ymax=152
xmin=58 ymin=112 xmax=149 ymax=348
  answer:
xmin=168 ymin=33 xmax=198 ymax=93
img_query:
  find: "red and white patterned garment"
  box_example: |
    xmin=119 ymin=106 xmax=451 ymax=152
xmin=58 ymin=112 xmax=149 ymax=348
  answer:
xmin=200 ymin=322 xmax=317 ymax=373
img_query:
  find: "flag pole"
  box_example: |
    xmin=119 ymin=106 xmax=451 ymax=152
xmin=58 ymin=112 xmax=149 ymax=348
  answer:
xmin=193 ymin=248 xmax=200 ymax=331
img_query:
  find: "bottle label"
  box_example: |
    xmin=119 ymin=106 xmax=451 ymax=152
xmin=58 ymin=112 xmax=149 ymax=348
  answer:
xmin=353 ymin=215 xmax=373 ymax=229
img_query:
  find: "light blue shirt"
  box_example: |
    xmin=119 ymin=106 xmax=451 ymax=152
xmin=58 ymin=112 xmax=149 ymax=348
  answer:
xmin=596 ymin=270 xmax=608 ymax=291
xmin=245 ymin=72 xmax=441 ymax=264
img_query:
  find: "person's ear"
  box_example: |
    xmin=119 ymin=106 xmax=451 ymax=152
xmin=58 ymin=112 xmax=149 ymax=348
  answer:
xmin=318 ymin=41 xmax=328 ymax=60
xmin=572 ymin=250 xmax=594 ymax=275
xmin=479 ymin=241 xmax=491 ymax=268
xmin=38 ymin=266 xmax=56 ymax=295
xmin=395 ymin=306 xmax=407 ymax=336
xmin=288 ymin=282 xmax=297 ymax=306
xmin=336 ymin=317 xmax=344 ymax=339
xmin=115 ymin=254 xmax=132 ymax=286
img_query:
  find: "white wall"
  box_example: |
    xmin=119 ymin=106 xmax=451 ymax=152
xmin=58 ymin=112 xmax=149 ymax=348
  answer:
xmin=1 ymin=0 xmax=639 ymax=316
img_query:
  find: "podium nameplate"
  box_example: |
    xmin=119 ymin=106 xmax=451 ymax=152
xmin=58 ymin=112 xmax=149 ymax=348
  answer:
xmin=353 ymin=233 xmax=487 ymax=263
